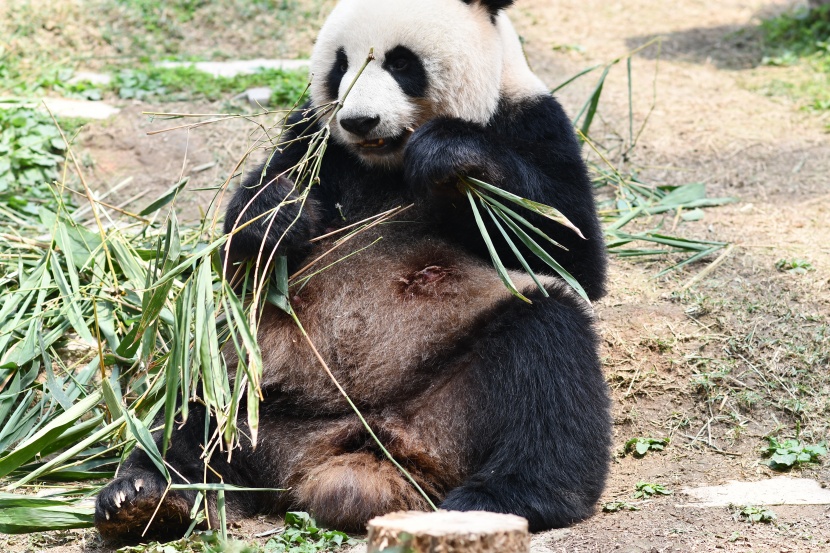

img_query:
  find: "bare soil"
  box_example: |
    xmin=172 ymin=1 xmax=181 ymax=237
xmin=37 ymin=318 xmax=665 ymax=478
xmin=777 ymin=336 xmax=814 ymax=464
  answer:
xmin=2 ymin=0 xmax=829 ymax=552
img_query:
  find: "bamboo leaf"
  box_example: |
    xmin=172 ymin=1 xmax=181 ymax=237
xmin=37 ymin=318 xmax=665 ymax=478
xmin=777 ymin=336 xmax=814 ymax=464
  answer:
xmin=102 ymin=378 xmax=170 ymax=482
xmin=464 ymin=176 xmax=585 ymax=239
xmin=493 ymin=207 xmax=590 ymax=302
xmin=0 ymin=391 xmax=102 ymax=479
xmin=464 ymin=188 xmax=529 ymax=303
xmin=139 ymin=177 xmax=189 ymax=216
xmin=0 ymin=499 xmax=94 ymax=533
xmin=481 ymin=202 xmax=549 ymax=298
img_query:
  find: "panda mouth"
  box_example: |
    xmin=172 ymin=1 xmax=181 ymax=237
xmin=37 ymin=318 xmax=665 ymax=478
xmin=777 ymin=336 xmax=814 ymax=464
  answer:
xmin=356 ymin=134 xmax=407 ymax=154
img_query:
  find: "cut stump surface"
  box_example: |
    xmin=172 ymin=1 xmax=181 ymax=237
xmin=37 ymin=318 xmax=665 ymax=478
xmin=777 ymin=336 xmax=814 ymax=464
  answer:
xmin=366 ymin=510 xmax=530 ymax=553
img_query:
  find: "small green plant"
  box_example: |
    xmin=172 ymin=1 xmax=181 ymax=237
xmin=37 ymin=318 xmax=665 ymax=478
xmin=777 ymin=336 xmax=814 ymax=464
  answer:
xmin=624 ymin=437 xmax=669 ymax=457
xmin=0 ymin=105 xmax=69 ymax=214
xmin=732 ymin=504 xmax=776 ymax=524
xmin=263 ymin=512 xmax=357 ymax=552
xmin=112 ymin=512 xmax=357 ymax=553
xmin=761 ymin=437 xmax=827 ymax=470
xmin=113 ymin=69 xmax=168 ymax=100
xmin=602 ymin=500 xmax=640 ymax=512
xmin=116 ymin=531 xmax=256 ymax=553
xmin=775 ymin=258 xmax=814 ymax=274
xmin=633 ymin=482 xmax=672 ymax=499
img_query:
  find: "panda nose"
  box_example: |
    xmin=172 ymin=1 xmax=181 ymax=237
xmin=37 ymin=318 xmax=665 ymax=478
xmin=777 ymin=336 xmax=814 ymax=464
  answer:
xmin=340 ymin=115 xmax=381 ymax=136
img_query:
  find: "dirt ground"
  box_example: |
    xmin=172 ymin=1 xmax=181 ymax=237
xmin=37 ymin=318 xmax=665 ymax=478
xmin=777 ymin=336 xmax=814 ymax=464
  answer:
xmin=3 ymin=0 xmax=829 ymax=552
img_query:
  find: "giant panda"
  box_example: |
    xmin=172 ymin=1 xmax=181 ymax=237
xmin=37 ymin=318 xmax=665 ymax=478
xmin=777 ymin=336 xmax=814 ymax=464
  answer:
xmin=95 ymin=0 xmax=611 ymax=541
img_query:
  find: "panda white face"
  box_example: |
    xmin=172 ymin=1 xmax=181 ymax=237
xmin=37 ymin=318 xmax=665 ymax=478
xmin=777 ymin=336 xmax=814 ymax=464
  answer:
xmin=310 ymin=0 xmax=509 ymax=167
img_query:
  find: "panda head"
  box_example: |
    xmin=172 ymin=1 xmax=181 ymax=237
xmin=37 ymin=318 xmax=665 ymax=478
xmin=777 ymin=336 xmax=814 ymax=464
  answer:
xmin=309 ymin=0 xmax=546 ymax=167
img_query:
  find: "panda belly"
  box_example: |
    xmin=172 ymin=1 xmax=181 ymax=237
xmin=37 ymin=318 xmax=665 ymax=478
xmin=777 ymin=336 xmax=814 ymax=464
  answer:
xmin=249 ymin=224 xmax=557 ymax=527
xmin=255 ymin=225 xmax=547 ymax=408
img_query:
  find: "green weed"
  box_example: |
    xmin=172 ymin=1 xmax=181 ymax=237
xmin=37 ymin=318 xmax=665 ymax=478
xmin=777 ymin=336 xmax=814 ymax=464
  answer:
xmin=0 ymin=104 xmax=72 ymax=214
xmin=624 ymin=437 xmax=669 ymax=457
xmin=761 ymin=437 xmax=827 ymax=470
xmin=731 ymin=504 xmax=776 ymax=524
xmin=775 ymin=258 xmax=814 ymax=274
xmin=633 ymin=482 xmax=672 ymax=499
xmin=602 ymin=501 xmax=640 ymax=513
xmin=115 ymin=513 xmax=356 ymax=553
xmin=262 ymin=512 xmax=357 ymax=552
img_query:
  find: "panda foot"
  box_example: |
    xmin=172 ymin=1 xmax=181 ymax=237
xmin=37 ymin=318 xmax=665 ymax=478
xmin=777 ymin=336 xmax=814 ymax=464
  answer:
xmin=95 ymin=470 xmax=197 ymax=543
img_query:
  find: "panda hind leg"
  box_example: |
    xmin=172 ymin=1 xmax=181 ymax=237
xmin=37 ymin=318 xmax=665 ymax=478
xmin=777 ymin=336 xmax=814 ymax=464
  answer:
xmin=441 ymin=286 xmax=612 ymax=531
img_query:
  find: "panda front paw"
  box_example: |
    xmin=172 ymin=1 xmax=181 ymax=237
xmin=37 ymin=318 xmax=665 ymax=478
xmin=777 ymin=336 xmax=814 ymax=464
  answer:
xmin=95 ymin=470 xmax=196 ymax=543
xmin=404 ymin=118 xmax=500 ymax=197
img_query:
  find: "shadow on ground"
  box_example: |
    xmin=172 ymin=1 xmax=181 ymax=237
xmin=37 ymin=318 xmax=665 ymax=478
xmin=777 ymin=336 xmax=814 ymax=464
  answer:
xmin=623 ymin=2 xmax=799 ymax=70
xmin=625 ymin=24 xmax=764 ymax=70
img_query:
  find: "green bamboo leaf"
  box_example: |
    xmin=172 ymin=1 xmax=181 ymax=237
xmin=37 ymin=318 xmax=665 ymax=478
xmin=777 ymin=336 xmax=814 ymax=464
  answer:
xmin=102 ymin=378 xmax=170 ymax=482
xmin=109 ymin=239 xmax=147 ymax=288
xmin=493 ymin=207 xmax=590 ymax=302
xmin=49 ymin=252 xmax=95 ymax=345
xmin=0 ymin=391 xmax=102 ymax=479
xmin=464 ymin=188 xmax=529 ymax=303
xmin=654 ymin=246 xmax=722 ymax=277
xmin=139 ymin=177 xmax=189 ymax=216
xmin=0 ymin=497 xmax=94 ymax=533
xmin=464 ymin=176 xmax=585 ymax=239
xmin=551 ymin=63 xmax=602 ymax=94
xmin=8 ymin=415 xmax=125 ymax=489
xmin=223 ymin=282 xmax=263 ymax=447
xmin=481 ymin=202 xmax=549 ymax=298
xmin=575 ymin=65 xmax=612 ymax=138
xmin=474 ymin=188 xmax=567 ymax=251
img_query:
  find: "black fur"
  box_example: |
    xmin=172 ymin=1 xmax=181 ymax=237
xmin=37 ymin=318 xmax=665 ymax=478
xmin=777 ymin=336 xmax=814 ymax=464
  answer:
xmin=461 ymin=0 xmax=515 ymax=19
xmin=441 ymin=286 xmax=610 ymax=531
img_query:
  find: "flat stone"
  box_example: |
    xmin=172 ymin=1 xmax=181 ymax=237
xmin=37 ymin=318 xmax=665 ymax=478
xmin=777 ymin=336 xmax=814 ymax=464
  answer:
xmin=67 ymin=71 xmax=112 ymax=86
xmin=40 ymin=98 xmax=120 ymax=120
xmin=679 ymin=476 xmax=830 ymax=508
xmin=234 ymin=87 xmax=273 ymax=107
xmin=155 ymin=59 xmax=309 ymax=78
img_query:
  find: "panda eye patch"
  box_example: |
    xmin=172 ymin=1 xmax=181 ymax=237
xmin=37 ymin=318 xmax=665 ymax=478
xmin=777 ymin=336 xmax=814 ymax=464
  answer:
xmin=325 ymin=47 xmax=349 ymax=99
xmin=382 ymin=45 xmax=427 ymax=98
xmin=335 ymin=49 xmax=349 ymax=73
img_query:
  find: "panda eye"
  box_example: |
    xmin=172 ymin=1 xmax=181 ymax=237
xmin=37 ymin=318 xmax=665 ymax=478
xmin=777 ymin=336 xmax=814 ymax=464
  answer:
xmin=388 ymin=57 xmax=409 ymax=72
xmin=334 ymin=48 xmax=349 ymax=74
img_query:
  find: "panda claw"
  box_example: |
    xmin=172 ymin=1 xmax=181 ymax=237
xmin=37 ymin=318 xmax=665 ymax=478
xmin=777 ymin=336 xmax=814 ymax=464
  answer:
xmin=135 ymin=479 xmax=144 ymax=492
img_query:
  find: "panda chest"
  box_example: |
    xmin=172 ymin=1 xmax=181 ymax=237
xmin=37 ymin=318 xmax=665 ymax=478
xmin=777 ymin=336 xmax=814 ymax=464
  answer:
xmin=255 ymin=231 xmax=516 ymax=404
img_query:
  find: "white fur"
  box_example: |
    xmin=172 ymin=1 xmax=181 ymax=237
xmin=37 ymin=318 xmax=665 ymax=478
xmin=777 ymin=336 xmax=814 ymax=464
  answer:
xmin=309 ymin=0 xmax=546 ymax=164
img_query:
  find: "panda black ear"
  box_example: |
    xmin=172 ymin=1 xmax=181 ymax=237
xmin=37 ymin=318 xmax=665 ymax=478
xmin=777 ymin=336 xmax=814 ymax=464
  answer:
xmin=462 ymin=0 xmax=515 ymax=17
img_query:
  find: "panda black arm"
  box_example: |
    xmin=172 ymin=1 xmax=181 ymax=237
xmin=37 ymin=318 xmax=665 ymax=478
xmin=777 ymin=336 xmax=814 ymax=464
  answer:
xmin=223 ymin=115 xmax=328 ymax=268
xmin=403 ymin=95 xmax=607 ymax=300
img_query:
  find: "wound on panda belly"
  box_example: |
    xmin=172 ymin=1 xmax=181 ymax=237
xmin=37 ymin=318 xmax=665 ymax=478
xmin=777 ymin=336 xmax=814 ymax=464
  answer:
xmin=397 ymin=265 xmax=454 ymax=298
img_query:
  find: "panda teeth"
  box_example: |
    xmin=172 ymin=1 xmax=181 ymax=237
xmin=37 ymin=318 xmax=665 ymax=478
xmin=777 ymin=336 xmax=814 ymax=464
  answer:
xmin=362 ymin=138 xmax=385 ymax=148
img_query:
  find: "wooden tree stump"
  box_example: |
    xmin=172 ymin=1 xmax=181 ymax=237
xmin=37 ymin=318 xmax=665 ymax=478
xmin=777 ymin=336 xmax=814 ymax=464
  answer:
xmin=366 ymin=510 xmax=529 ymax=553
